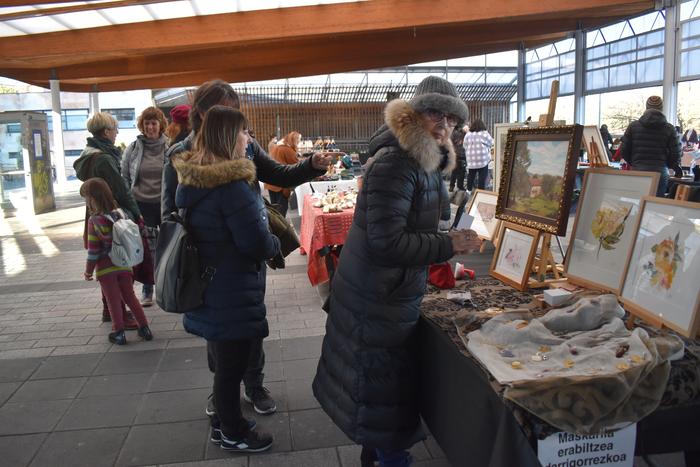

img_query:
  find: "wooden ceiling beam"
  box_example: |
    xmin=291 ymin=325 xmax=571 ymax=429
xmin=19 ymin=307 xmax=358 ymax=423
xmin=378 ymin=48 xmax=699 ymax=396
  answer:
xmin=0 ymin=0 xmax=653 ymax=61
xmin=19 ymin=34 xmax=567 ymax=92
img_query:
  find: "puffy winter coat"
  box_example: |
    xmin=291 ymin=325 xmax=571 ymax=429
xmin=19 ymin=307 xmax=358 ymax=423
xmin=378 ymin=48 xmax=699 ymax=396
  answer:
xmin=620 ymin=110 xmax=681 ymax=169
xmin=121 ymin=134 xmax=167 ymax=189
xmin=173 ymin=152 xmax=280 ymax=341
xmin=313 ymin=99 xmax=455 ymax=451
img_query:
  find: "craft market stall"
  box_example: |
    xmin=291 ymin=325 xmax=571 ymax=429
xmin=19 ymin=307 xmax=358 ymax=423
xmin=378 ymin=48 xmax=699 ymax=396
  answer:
xmin=298 ymin=191 xmax=356 ymax=285
xmin=417 ymin=113 xmax=700 ymax=467
xmin=294 ymin=179 xmax=358 ymax=216
xmin=418 ymin=278 xmax=700 ymax=467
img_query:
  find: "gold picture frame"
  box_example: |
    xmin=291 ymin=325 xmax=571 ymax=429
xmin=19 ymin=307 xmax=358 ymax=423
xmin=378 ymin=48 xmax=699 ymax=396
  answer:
xmin=496 ymin=125 xmax=583 ymax=236
xmin=489 ymin=222 xmax=541 ymax=291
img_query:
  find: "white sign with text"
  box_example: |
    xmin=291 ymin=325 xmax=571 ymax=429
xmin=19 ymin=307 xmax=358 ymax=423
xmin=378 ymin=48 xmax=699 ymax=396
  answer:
xmin=537 ymin=424 xmax=636 ymax=467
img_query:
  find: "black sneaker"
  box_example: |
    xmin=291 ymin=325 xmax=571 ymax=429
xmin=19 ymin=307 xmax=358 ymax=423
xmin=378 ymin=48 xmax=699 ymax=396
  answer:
xmin=209 ymin=418 xmax=257 ymax=444
xmin=205 ymin=393 xmax=216 ymax=416
xmin=108 ymin=330 xmax=126 ymax=345
xmin=137 ymin=326 xmax=153 ymax=341
xmin=244 ymin=386 xmax=277 ymax=415
xmin=220 ymin=430 xmax=272 ymax=452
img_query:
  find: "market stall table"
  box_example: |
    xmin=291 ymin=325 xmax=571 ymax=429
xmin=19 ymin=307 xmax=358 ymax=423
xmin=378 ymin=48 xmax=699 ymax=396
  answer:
xmin=299 ymin=194 xmax=354 ymax=285
xmin=294 ymin=179 xmax=357 ymax=216
xmin=418 ymin=278 xmax=700 ymax=467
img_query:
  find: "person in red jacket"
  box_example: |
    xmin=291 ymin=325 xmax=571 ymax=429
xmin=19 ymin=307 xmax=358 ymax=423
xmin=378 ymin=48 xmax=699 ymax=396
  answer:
xmin=264 ymin=131 xmax=301 ymax=217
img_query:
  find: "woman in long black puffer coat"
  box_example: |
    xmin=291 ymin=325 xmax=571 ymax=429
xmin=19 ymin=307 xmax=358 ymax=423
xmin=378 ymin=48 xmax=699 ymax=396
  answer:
xmin=313 ymin=76 xmax=480 ymax=466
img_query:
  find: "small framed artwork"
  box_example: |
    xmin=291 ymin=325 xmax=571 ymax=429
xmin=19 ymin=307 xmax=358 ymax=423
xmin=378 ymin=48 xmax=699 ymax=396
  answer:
xmin=466 ymin=189 xmax=501 ymax=242
xmin=582 ymin=125 xmax=610 ymax=166
xmin=493 ymin=123 xmax=528 ymax=193
xmin=490 ymin=222 xmax=540 ymax=291
xmin=565 ymin=169 xmax=659 ymax=294
xmin=496 ymin=125 xmax=583 ymax=236
xmin=620 ymin=197 xmax=700 ymax=338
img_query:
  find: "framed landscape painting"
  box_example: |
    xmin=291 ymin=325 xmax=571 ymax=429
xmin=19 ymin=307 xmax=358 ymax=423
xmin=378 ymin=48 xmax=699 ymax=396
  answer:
xmin=496 ymin=125 xmax=583 ymax=236
xmin=565 ymin=169 xmax=659 ymax=294
xmin=620 ymin=197 xmax=700 ymax=338
xmin=466 ymin=189 xmax=500 ymax=241
xmin=490 ymin=222 xmax=540 ymax=291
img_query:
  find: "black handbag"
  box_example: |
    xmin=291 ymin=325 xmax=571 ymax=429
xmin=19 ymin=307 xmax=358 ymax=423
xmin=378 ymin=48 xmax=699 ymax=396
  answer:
xmin=155 ymin=200 xmax=215 ymax=313
xmin=265 ymin=199 xmax=300 ymax=269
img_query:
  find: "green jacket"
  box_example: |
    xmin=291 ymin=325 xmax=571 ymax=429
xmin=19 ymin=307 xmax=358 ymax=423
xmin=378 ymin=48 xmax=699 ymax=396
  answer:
xmin=74 ymin=146 xmax=140 ymax=220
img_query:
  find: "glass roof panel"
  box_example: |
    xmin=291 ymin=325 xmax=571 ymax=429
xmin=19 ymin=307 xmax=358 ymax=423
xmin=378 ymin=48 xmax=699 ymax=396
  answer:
xmin=99 ymin=5 xmax=155 ymax=25
xmin=52 ymin=11 xmax=112 ymax=29
xmin=145 ymin=1 xmax=196 ymax=20
xmin=5 ymin=16 xmax=70 ymax=35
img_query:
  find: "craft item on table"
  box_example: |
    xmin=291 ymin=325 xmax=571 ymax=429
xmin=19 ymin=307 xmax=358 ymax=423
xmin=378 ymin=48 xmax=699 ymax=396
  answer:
xmin=453 ymin=262 xmax=475 ymax=280
xmin=466 ymin=294 xmax=685 ymax=434
xmin=446 ymin=291 xmax=474 ymax=307
xmin=543 ymin=288 xmax=572 ymax=306
xmin=311 ymin=190 xmax=357 ymax=212
xmin=428 ymin=263 xmax=456 ymax=289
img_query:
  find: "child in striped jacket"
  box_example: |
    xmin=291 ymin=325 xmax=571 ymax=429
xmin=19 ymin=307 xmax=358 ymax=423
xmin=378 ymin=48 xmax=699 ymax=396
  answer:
xmin=80 ymin=178 xmax=153 ymax=345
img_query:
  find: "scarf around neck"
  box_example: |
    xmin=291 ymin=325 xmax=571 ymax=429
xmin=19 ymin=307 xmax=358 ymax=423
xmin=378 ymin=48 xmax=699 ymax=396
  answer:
xmin=87 ymin=136 xmax=121 ymax=160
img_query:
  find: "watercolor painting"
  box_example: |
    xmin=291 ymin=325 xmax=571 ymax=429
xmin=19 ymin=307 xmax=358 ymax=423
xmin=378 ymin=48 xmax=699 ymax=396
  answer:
xmin=643 ymin=232 xmax=682 ymax=292
xmin=590 ymin=202 xmax=633 ymax=258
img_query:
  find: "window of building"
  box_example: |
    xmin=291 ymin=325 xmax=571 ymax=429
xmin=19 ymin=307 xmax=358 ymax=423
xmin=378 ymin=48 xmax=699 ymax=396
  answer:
xmin=8 ymin=151 xmax=19 ymax=159
xmin=680 ymin=0 xmax=700 ymax=80
xmin=64 ymin=149 xmax=83 ymax=158
xmin=585 ymin=11 xmax=665 ymax=93
xmin=524 ymin=38 xmax=575 ymax=100
xmin=62 ymin=109 xmax=89 ymax=131
xmin=104 ymin=108 xmax=136 ymax=129
xmin=6 ymin=123 xmax=21 ymax=133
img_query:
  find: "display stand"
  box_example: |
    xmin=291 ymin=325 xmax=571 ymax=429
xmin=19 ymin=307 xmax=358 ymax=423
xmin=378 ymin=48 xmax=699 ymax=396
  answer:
xmin=586 ymin=136 xmax=607 ymax=167
xmin=528 ymin=81 xmax=567 ymax=289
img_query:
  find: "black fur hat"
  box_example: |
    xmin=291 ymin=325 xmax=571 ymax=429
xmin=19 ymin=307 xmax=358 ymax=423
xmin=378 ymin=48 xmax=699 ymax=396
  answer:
xmin=410 ymin=76 xmax=469 ymax=124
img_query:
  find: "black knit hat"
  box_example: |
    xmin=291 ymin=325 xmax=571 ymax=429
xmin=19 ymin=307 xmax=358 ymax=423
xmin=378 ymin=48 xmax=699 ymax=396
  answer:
xmin=410 ymin=76 xmax=469 ymax=124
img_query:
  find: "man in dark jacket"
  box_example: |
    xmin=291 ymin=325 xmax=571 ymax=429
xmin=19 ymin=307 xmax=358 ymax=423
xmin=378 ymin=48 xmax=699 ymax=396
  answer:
xmin=313 ymin=77 xmax=480 ymax=466
xmin=161 ymin=80 xmax=331 ymax=418
xmin=620 ymin=96 xmax=681 ymax=196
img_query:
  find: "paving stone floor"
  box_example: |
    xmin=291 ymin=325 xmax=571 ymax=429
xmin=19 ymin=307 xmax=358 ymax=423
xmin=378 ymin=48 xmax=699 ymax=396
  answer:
xmin=0 ymin=188 xmax=450 ymax=467
xmin=0 ymin=186 xmax=686 ymax=467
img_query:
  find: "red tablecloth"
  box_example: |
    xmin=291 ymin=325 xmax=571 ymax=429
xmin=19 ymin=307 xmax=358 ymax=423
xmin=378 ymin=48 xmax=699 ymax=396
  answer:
xmin=299 ymin=194 xmax=355 ymax=285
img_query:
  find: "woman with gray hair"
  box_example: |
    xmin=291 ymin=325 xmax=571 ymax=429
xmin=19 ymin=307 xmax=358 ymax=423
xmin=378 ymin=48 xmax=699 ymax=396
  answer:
xmin=74 ymin=111 xmax=141 ymax=327
xmin=313 ymin=77 xmax=481 ymax=466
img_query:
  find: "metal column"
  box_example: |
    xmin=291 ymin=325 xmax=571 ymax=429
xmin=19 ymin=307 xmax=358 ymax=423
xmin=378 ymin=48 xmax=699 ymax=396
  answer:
xmin=89 ymin=86 xmax=100 ymax=115
xmin=663 ymin=0 xmax=679 ymax=125
xmin=517 ymin=44 xmax=526 ymax=122
xmin=574 ymin=27 xmax=586 ymax=125
xmin=49 ymin=76 xmax=67 ymax=193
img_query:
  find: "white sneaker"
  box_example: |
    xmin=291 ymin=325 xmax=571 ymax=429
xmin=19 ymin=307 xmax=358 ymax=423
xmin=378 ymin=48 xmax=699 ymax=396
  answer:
xmin=140 ymin=295 xmax=153 ymax=307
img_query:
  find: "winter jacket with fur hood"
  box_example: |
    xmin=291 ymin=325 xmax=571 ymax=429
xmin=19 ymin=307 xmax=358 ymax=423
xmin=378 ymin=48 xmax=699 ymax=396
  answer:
xmin=620 ymin=109 xmax=681 ymax=169
xmin=313 ymin=99 xmax=455 ymax=451
xmin=173 ymin=152 xmax=280 ymax=341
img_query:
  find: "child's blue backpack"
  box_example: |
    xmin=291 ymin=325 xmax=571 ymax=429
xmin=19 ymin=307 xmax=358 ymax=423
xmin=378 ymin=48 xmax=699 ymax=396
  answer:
xmin=107 ymin=209 xmax=143 ymax=267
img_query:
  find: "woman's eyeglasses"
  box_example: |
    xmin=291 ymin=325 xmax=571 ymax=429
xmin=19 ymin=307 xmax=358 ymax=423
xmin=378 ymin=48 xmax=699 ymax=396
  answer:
xmin=424 ymin=109 xmax=460 ymax=127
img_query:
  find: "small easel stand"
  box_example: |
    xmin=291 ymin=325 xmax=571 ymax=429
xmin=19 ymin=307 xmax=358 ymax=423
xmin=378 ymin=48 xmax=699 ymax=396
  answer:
xmin=586 ymin=137 xmax=607 ymax=167
xmin=529 ymin=80 xmax=567 ymax=289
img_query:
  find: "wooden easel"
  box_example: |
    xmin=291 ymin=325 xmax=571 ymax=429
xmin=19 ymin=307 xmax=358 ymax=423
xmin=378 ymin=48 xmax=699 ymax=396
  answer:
xmin=528 ymin=80 xmax=567 ymax=289
xmin=587 ymin=137 xmax=606 ymax=167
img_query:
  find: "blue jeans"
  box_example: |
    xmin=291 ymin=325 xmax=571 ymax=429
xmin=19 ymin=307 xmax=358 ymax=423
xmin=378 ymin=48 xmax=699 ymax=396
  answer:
xmin=142 ymin=283 xmax=153 ymax=297
xmin=376 ymin=448 xmax=412 ymax=467
xmin=632 ymin=165 xmax=669 ymax=197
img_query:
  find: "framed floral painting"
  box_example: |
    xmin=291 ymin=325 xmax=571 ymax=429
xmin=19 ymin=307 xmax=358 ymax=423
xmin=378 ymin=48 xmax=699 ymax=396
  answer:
xmin=565 ymin=169 xmax=659 ymax=293
xmin=466 ymin=189 xmax=501 ymax=242
xmin=620 ymin=197 xmax=700 ymax=338
xmin=490 ymin=222 xmax=540 ymax=291
xmin=496 ymin=125 xmax=583 ymax=236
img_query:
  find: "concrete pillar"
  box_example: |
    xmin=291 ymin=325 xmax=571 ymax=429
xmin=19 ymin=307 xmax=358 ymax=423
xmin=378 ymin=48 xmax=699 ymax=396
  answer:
xmin=49 ymin=77 xmax=67 ymax=193
xmin=574 ymin=28 xmax=586 ymax=125
xmin=89 ymin=88 xmax=100 ymax=115
xmin=517 ymin=44 xmax=526 ymax=122
xmin=663 ymin=0 xmax=679 ymax=124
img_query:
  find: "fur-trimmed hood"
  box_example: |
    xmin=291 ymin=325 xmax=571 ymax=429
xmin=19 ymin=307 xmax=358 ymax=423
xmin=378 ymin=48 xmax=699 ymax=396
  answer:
xmin=172 ymin=151 xmax=256 ymax=188
xmin=371 ymin=99 xmax=456 ymax=174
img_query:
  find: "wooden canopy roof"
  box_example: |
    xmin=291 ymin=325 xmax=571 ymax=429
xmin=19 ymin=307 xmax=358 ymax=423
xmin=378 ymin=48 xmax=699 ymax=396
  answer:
xmin=0 ymin=0 xmax=655 ymax=92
